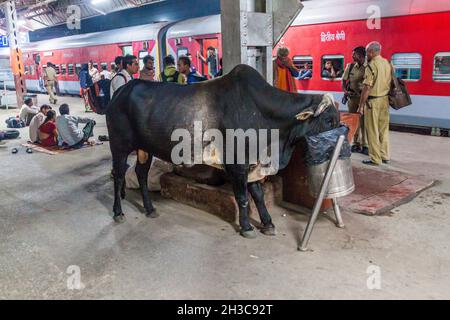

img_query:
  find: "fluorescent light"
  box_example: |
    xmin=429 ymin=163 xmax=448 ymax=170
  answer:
xmin=91 ymin=0 xmax=108 ymax=5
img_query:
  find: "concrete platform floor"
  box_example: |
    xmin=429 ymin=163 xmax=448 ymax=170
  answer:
xmin=0 ymin=94 xmax=449 ymax=299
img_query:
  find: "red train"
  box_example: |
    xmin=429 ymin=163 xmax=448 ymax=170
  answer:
xmin=2 ymin=0 xmax=450 ymax=129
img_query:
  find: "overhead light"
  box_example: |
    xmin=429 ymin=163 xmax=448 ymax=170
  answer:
xmin=91 ymin=0 xmax=109 ymax=5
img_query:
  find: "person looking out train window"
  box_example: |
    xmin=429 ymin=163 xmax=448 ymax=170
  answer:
xmin=110 ymin=55 xmax=139 ymax=98
xmin=139 ymin=55 xmax=155 ymax=81
xmin=322 ymin=60 xmax=337 ymax=79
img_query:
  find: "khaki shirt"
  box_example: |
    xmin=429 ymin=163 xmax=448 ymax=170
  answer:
xmin=342 ymin=62 xmax=366 ymax=96
xmin=45 ymin=66 xmax=57 ymax=81
xmin=363 ymin=55 xmax=392 ymax=97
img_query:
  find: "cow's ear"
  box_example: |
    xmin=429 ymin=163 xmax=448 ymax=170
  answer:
xmin=296 ymin=108 xmax=314 ymax=121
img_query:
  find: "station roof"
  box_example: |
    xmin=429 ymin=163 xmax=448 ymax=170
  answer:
xmin=0 ymin=0 xmax=163 ymax=33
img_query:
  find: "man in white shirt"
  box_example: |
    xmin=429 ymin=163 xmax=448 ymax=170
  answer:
xmin=19 ymin=98 xmax=39 ymax=125
xmin=110 ymin=55 xmax=139 ymax=99
xmin=100 ymin=65 xmax=111 ymax=80
xmin=29 ymin=104 xmax=52 ymax=143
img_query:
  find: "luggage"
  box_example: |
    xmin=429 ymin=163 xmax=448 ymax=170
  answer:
xmin=389 ymin=65 xmax=412 ymax=110
xmin=5 ymin=117 xmax=25 ymax=129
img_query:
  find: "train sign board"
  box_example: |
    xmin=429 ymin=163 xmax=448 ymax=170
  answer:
xmin=0 ymin=36 xmax=9 ymax=48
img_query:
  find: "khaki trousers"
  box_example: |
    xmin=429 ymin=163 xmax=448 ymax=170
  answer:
xmin=364 ymin=97 xmax=390 ymax=164
xmin=348 ymin=96 xmax=367 ymax=148
xmin=46 ymin=80 xmax=57 ymax=103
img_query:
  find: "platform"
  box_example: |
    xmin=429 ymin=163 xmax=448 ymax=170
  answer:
xmin=160 ymin=162 xmax=434 ymax=221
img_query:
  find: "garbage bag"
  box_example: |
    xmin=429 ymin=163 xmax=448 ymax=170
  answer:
xmin=305 ymin=125 xmax=352 ymax=166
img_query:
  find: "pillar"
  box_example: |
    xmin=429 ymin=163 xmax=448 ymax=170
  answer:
xmin=4 ymin=0 xmax=27 ymax=107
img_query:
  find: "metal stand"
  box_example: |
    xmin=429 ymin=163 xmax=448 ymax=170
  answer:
xmin=299 ymin=135 xmax=346 ymax=252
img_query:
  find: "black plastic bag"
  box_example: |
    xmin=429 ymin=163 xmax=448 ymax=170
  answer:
xmin=305 ymin=125 xmax=352 ymax=166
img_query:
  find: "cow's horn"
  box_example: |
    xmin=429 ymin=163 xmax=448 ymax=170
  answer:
xmin=296 ymin=108 xmax=315 ymax=121
xmin=314 ymin=93 xmax=334 ymax=117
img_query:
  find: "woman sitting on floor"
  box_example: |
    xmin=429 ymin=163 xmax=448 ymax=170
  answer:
xmin=38 ymin=110 xmax=58 ymax=148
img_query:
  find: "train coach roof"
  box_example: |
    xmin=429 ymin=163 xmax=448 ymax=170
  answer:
xmin=22 ymin=22 xmax=169 ymax=52
xmin=166 ymin=15 xmax=221 ymax=39
xmin=293 ymin=0 xmax=450 ymax=26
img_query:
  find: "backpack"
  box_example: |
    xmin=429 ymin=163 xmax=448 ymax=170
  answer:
xmin=86 ymin=79 xmax=112 ymax=115
xmin=160 ymin=70 xmax=180 ymax=83
xmin=5 ymin=117 xmax=25 ymax=129
xmin=189 ymin=74 xmax=208 ymax=83
xmin=87 ymin=73 xmax=127 ymax=115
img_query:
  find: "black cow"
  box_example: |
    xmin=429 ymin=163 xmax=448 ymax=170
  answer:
xmin=106 ymin=64 xmax=339 ymax=238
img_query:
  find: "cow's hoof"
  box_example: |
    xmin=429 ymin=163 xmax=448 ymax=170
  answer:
xmin=114 ymin=214 xmax=126 ymax=224
xmin=146 ymin=209 xmax=159 ymax=219
xmin=260 ymin=225 xmax=277 ymax=236
xmin=240 ymin=228 xmax=257 ymax=239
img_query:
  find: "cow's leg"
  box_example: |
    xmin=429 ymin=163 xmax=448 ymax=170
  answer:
xmin=136 ymin=150 xmax=158 ymax=218
xmin=227 ymin=166 xmax=256 ymax=239
xmin=248 ymin=181 xmax=276 ymax=236
xmin=113 ymin=153 xmax=128 ymax=223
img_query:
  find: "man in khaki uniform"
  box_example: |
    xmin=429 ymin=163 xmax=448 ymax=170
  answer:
xmin=342 ymin=46 xmax=368 ymax=155
xmin=358 ymin=41 xmax=392 ymax=166
xmin=44 ymin=62 xmax=58 ymax=104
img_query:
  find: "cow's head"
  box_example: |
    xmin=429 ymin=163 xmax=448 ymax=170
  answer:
xmin=294 ymin=93 xmax=340 ymax=137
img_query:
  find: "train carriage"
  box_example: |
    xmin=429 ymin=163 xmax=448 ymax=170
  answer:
xmin=18 ymin=22 xmax=168 ymax=95
xmin=165 ymin=0 xmax=450 ymax=129
xmin=2 ymin=0 xmax=450 ymax=130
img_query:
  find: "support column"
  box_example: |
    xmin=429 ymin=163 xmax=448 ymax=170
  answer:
xmin=220 ymin=0 xmax=303 ymax=85
xmin=4 ymin=0 xmax=27 ymax=107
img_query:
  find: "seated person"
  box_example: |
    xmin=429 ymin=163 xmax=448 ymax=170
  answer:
xmin=19 ymin=98 xmax=39 ymax=125
xmin=322 ymin=60 xmax=337 ymax=79
xmin=291 ymin=62 xmax=313 ymax=80
xmin=39 ymin=110 xmax=58 ymax=147
xmin=56 ymin=104 xmax=96 ymax=148
xmin=29 ymin=105 xmax=52 ymax=143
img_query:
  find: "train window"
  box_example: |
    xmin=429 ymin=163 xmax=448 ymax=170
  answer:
xmin=391 ymin=53 xmax=422 ymax=81
xmin=293 ymin=56 xmax=313 ymax=80
xmin=122 ymin=46 xmax=133 ymax=56
xmin=321 ymin=55 xmax=344 ymax=80
xmin=54 ymin=64 xmax=60 ymax=75
xmin=177 ymin=47 xmax=188 ymax=59
xmin=75 ymin=64 xmax=82 ymax=75
xmin=68 ymin=64 xmax=74 ymax=75
xmin=61 ymin=64 xmax=67 ymax=75
xmin=29 ymin=65 xmax=34 ymax=75
xmin=24 ymin=66 xmax=29 ymax=74
xmin=433 ymin=53 xmax=450 ymax=82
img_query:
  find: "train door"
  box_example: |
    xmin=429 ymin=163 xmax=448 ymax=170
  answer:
xmin=201 ymin=38 xmax=219 ymax=78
